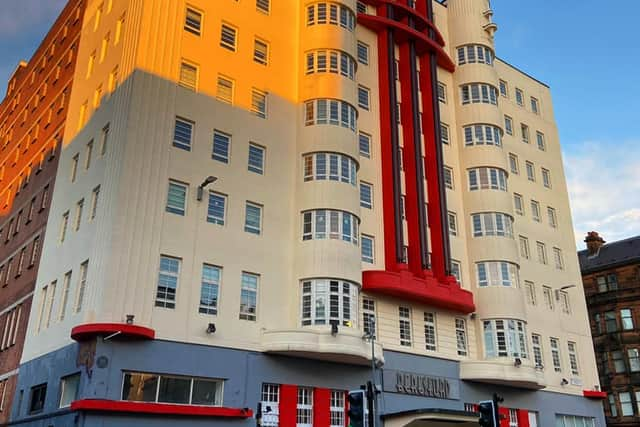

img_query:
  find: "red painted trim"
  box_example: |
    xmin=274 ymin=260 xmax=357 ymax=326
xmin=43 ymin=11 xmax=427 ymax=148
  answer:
xmin=70 ymin=323 xmax=155 ymax=341
xmin=358 ymin=14 xmax=455 ymax=72
xmin=70 ymin=400 xmax=252 ymax=418
xmin=498 ymin=407 xmax=510 ymax=427
xmin=279 ymin=384 xmax=298 ymax=426
xmin=362 ymin=269 xmax=475 ymax=313
xmin=583 ymin=390 xmax=607 ymax=399
xmin=516 ymin=409 xmax=531 ymax=427
xmin=314 ymin=388 xmax=330 ymax=427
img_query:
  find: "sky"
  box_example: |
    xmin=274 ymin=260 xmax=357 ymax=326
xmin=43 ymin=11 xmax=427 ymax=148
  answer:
xmin=0 ymin=0 xmax=638 ymax=249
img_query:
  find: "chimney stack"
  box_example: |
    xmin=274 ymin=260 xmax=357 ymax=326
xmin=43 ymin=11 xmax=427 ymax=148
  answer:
xmin=585 ymin=231 xmax=605 ymax=256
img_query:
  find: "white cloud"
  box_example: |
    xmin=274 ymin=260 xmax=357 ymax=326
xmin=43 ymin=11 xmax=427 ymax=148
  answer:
xmin=0 ymin=0 xmax=66 ymax=38
xmin=564 ymin=140 xmax=640 ymax=248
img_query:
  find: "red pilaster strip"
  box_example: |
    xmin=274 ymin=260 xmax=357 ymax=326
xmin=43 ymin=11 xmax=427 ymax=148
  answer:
xmin=517 ymin=409 xmax=531 ymax=427
xmin=279 ymin=384 xmax=298 ymax=427
xmin=313 ymin=388 xmax=331 ymax=427
xmin=419 ymin=54 xmax=445 ymax=280
xmin=498 ymin=407 xmax=510 ymax=427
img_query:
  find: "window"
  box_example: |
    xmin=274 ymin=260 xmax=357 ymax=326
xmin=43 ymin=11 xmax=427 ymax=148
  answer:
xmin=260 ymin=384 xmax=280 ymax=426
xmin=559 ymin=291 xmax=570 ymax=314
xmin=444 ymin=167 xmax=454 ymax=189
xmin=499 ymin=80 xmax=508 ymax=97
xmin=85 ymin=140 xmax=93 ymax=170
xmin=301 ymin=210 xmax=359 ymax=245
xmin=99 ymin=33 xmax=110 ymax=62
xmin=547 ymin=207 xmax=557 ymax=228
xmin=173 ymin=117 xmax=193 ymax=151
xmin=536 ymin=131 xmax=546 ymax=151
xmin=296 ymin=387 xmax=313 ymax=427
xmin=357 ymin=86 xmax=370 ymax=110
xmin=530 ymin=200 xmax=540 ymax=222
xmin=460 ymin=83 xmax=498 ymax=105
xmin=29 ymin=383 xmax=47 ymax=414
xmin=515 ymin=88 xmax=524 ymax=106
xmin=424 ymin=312 xmax=437 ymax=351
xmin=513 ymin=194 xmax=524 ymax=215
xmin=531 ymin=97 xmax=539 ymax=114
xmin=204 ymin=192 xmax=227 ymax=226
xmin=553 ymin=247 xmax=564 ymax=270
xmin=166 ymin=181 xmax=187 ymax=215
xmin=240 ymin=272 xmax=259 ymax=320
xmin=303 ymin=152 xmax=357 ymax=185
xmin=75 ymin=260 xmax=88 ymax=313
xmin=356 ymin=41 xmax=369 ymax=65
xmin=108 ymin=66 xmax=119 ymax=92
xmin=87 ymin=52 xmax=96 ymax=78
xmin=179 ymin=61 xmax=198 ymax=91
xmin=594 ymin=313 xmax=603 ymax=335
xmin=301 ymin=279 xmax=358 ymax=326
xmin=543 ymin=286 xmax=553 ymax=310
xmin=257 ymin=0 xmax=270 ymax=14
xmin=609 ymin=395 xmax=618 ymax=417
xmin=620 ymin=392 xmax=634 ymax=416
xmin=59 ymin=271 xmax=72 ymax=321
xmin=476 ymin=262 xmax=519 ymax=287
xmin=254 ymin=38 xmax=269 ymax=65
xmin=441 ymin=123 xmax=450 ymax=144
xmin=471 ymin=212 xmax=514 ymax=238
xmin=361 ymin=235 xmax=374 ymax=263
xmin=212 ymin=130 xmax=231 ymax=163
xmin=621 ymin=309 xmax=634 ymax=330
xmin=628 ymin=348 xmax=640 ymax=372
xmin=244 ymin=202 xmax=262 ymax=235
xmin=358 ymin=182 xmax=373 ymax=209
xmin=483 ymin=319 xmax=528 ymax=358
xmin=59 ymin=373 xmax=80 ymax=408
xmin=156 ymin=256 xmax=180 ymax=309
xmin=306 ymin=3 xmax=355 ymax=30
xmin=100 ymin=124 xmax=109 ymax=155
xmin=462 ymin=124 xmax=502 ymax=147
xmin=541 ymin=168 xmax=551 ymax=188
xmin=519 ymin=236 xmax=530 ymax=259
xmin=70 ymin=154 xmax=79 ymax=182
xmin=448 ymin=212 xmax=457 ymax=236
xmin=536 ymin=242 xmax=547 ymax=264
xmin=605 ymin=311 xmax=618 ymax=333
xmin=521 ymin=124 xmax=529 ymax=144
xmin=329 ymin=390 xmax=345 ymax=427
xmin=199 ymin=264 xmax=220 ymax=315
xmin=251 ymin=89 xmax=267 ymax=118
xmin=550 ymin=338 xmax=561 ymax=372
xmin=504 ymin=115 xmax=513 ymax=135
xmin=437 ymin=82 xmax=447 ymax=103
xmin=59 ymin=211 xmax=69 ymax=243
xmin=526 ymin=334 xmax=542 ymax=368
xmin=399 ymin=306 xmax=412 ymax=346
xmin=248 ymin=143 xmax=265 ymax=174
xmin=567 ymin=342 xmax=579 ymax=375
xmin=359 ymin=132 xmax=371 ymax=158
xmin=467 ymin=167 xmax=507 ymax=191
xmin=122 ymin=372 xmax=222 ymax=406
xmin=456 ymin=318 xmax=468 ymax=356
xmin=456 ymin=44 xmax=494 ymax=65
xmin=304 ymin=99 xmax=357 ymax=131
xmin=508 ymin=153 xmax=519 ymax=174
xmin=216 ymin=75 xmax=234 ymax=104
xmin=115 ymin=14 xmax=125 ymax=44
xmin=450 ymin=260 xmax=461 ymax=284
xmin=74 ymin=199 xmax=84 ymax=231
xmin=220 ymin=23 xmax=237 ymax=51
xmin=612 ymin=350 xmax=626 ymax=373
xmin=30 ymin=235 xmax=40 ymax=265
xmin=597 ymin=274 xmax=618 ymax=292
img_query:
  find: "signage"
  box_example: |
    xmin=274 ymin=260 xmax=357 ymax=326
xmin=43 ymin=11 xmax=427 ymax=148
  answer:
xmin=382 ymin=369 xmax=459 ymax=400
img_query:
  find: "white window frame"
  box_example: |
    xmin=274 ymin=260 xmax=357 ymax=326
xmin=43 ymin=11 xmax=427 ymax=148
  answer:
xmin=424 ymin=312 xmax=437 ymax=351
xmin=239 ymin=272 xmax=259 ymax=320
xmin=399 ymin=306 xmax=412 ymax=347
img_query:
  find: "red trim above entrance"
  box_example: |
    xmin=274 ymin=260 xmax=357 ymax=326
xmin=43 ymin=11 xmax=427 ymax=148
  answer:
xmin=70 ymin=323 xmax=156 ymax=342
xmin=70 ymin=399 xmax=253 ymax=418
xmin=583 ymin=390 xmax=607 ymax=399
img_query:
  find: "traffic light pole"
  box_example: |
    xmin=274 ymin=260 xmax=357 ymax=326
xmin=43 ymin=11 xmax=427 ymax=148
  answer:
xmin=369 ymin=321 xmax=377 ymax=427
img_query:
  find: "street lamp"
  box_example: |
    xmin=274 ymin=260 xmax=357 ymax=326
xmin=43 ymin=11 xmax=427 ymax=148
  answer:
xmin=196 ymin=176 xmax=218 ymax=201
xmin=559 ymin=285 xmax=577 ymax=291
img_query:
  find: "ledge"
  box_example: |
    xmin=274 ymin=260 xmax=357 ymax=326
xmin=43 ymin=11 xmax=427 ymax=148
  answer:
xmin=460 ymin=359 xmax=546 ymax=390
xmin=262 ymin=327 xmax=384 ymax=366
xmin=583 ymin=390 xmax=607 ymax=399
xmin=71 ymin=323 xmax=155 ymax=342
xmin=70 ymin=400 xmax=253 ymax=418
xmin=362 ymin=269 xmax=475 ymax=314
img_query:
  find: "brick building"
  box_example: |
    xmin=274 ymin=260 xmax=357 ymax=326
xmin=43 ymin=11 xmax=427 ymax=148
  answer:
xmin=579 ymin=232 xmax=640 ymax=426
xmin=0 ymin=1 xmax=85 ymax=423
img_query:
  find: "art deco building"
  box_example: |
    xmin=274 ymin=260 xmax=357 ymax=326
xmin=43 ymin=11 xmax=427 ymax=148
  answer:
xmin=580 ymin=232 xmax=640 ymax=427
xmin=0 ymin=1 xmax=85 ymax=424
xmin=7 ymin=0 xmax=604 ymax=426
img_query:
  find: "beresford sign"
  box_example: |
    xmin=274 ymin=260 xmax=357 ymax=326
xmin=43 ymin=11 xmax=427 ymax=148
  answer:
xmin=382 ymin=369 xmax=459 ymax=400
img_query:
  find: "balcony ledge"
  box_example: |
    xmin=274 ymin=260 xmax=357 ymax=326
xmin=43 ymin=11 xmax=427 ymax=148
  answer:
xmin=71 ymin=323 xmax=155 ymax=342
xmin=70 ymin=399 xmax=253 ymax=418
xmin=261 ymin=327 xmax=384 ymax=366
xmin=460 ymin=359 xmax=545 ymax=390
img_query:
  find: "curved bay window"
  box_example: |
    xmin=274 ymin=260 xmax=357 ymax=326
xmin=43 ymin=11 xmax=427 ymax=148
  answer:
xmin=302 ymin=210 xmax=359 ymax=245
xmin=303 ymin=152 xmax=357 ymax=185
xmin=304 ymin=99 xmax=357 ymax=131
xmin=476 ymin=261 xmax=520 ymax=287
xmin=483 ymin=319 xmax=528 ymax=359
xmin=301 ymin=279 xmax=359 ymax=327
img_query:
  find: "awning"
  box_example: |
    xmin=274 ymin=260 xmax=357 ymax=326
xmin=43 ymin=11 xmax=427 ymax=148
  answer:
xmin=382 ymin=408 xmax=479 ymax=426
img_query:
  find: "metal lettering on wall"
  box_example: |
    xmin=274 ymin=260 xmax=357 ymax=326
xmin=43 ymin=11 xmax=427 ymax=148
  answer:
xmin=382 ymin=369 xmax=459 ymax=400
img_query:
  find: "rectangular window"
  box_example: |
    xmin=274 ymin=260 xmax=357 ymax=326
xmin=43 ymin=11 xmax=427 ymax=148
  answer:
xmin=356 ymin=41 xmax=369 ymax=65
xmin=207 ymin=192 xmax=226 ymax=225
xmin=532 ymin=334 xmax=543 ymax=368
xmin=89 ymin=186 xmax=100 ymax=221
xmin=251 ymin=89 xmax=267 ymax=118
xmin=424 ymin=312 xmax=437 ymax=351
xmin=567 ymin=341 xmax=579 ymax=375
xmin=30 ymin=235 xmax=40 ymax=265
xmin=244 ymin=202 xmax=262 ymax=235
xmin=75 ymin=260 xmax=88 ymax=313
xmin=179 ymin=61 xmax=198 ymax=91
xmin=59 ymin=211 xmax=69 ymax=243
xmin=59 ymin=271 xmax=72 ymax=321
xmin=444 ymin=166 xmax=454 ymax=189
xmin=240 ymin=272 xmax=259 ymax=321
xmin=519 ymin=236 xmax=530 ymax=259
xmin=525 ymin=161 xmax=535 ymax=181
xmin=543 ymin=286 xmax=553 ymax=310
xmin=185 ymin=7 xmax=202 ymax=35
xmin=248 ymin=143 xmax=265 ymax=174
xmin=359 ymin=132 xmax=371 ymax=158
xmin=499 ymin=79 xmax=508 ymax=97
xmin=609 ymin=394 xmax=618 ymax=417
xmin=166 ymin=180 xmax=187 ymax=215
xmin=70 ymin=154 xmax=79 ymax=182
xmin=212 ymin=130 xmax=231 ymax=163
xmin=261 ymin=384 xmax=280 ymax=426
xmin=509 ymin=153 xmax=519 ymax=174
xmin=553 ymin=247 xmax=564 ymax=270
xmin=216 ymin=75 xmax=234 ymax=104
xmin=559 ymin=291 xmax=570 ymax=314
xmin=542 ymin=168 xmax=551 ymax=188
xmin=514 ymin=194 xmax=524 ymax=215
xmin=613 ymin=350 xmax=626 ymax=373
xmin=547 ymin=207 xmax=557 ymax=228
xmin=515 ymin=88 xmax=524 ymax=106
xmin=257 ymin=0 xmax=270 ymax=14
xmin=399 ymin=306 xmax=412 ymax=347
xmin=220 ymin=23 xmax=237 ymax=51
xmin=531 ymin=200 xmax=540 ymax=222
xmin=521 ymin=124 xmax=529 ymax=144
xmin=173 ymin=117 xmax=193 ymax=151
xmin=100 ymin=124 xmax=110 ymax=155
xmin=504 ymin=115 xmax=513 ymax=135
xmin=437 ymin=82 xmax=447 ymax=103
xmin=357 ymin=85 xmax=370 ymax=110
xmin=29 ymin=384 xmax=47 ymax=414
xmin=536 ymin=131 xmax=546 ymax=151
xmin=361 ymin=235 xmax=374 ymax=263
xmin=74 ymin=199 xmax=84 ymax=231
xmin=440 ymin=122 xmax=450 ymax=144
xmin=363 ymin=298 xmax=376 ymax=337
xmin=59 ymin=373 xmax=80 ymax=408
xmin=360 ymin=182 xmax=372 ymax=209
xmin=254 ymin=38 xmax=269 ymax=65
xmin=156 ymin=255 xmax=180 ymax=309
xmin=531 ymin=97 xmax=539 ymax=114
xmin=121 ymin=372 xmax=222 ymax=406
xmin=447 ymin=211 xmax=457 ymax=236
xmin=550 ymin=338 xmax=561 ymax=372
xmin=605 ymin=311 xmax=618 ymax=333
xmin=537 ymin=241 xmax=547 ymax=264
xmin=85 ymin=140 xmax=93 ymax=170
xmin=621 ymin=309 xmax=634 ymax=330
xmin=451 ymin=260 xmax=462 ymax=284
xmin=199 ymin=264 xmax=220 ymax=315
xmin=620 ymin=392 xmax=633 ymax=416
xmin=329 ymin=390 xmax=345 ymax=427
xmin=456 ymin=318 xmax=468 ymax=356
xmin=628 ymin=348 xmax=640 ymax=372
xmin=296 ymin=387 xmax=313 ymax=427
xmin=115 ymin=14 xmax=125 ymax=45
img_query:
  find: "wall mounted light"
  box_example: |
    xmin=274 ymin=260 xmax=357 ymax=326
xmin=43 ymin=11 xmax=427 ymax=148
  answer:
xmin=206 ymin=323 xmax=216 ymax=334
xmin=197 ymin=176 xmax=218 ymax=201
xmin=514 ymin=358 xmax=522 ymax=367
xmin=125 ymin=314 xmax=135 ymax=325
xmin=561 ymin=378 xmax=569 ymax=386
xmin=330 ymin=320 xmax=339 ymax=336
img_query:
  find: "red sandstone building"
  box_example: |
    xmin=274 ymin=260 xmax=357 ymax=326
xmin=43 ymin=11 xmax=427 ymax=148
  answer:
xmin=0 ymin=1 xmax=85 ymax=423
xmin=579 ymin=232 xmax=640 ymax=426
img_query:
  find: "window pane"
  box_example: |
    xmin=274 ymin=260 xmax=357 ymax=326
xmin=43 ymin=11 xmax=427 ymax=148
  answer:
xmin=158 ymin=376 xmax=191 ymax=404
xmin=122 ymin=373 xmax=158 ymax=402
xmin=192 ymin=379 xmax=220 ymax=406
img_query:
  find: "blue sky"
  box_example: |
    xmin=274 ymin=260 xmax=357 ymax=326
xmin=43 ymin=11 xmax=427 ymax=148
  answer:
xmin=1 ymin=1 xmax=638 ymax=248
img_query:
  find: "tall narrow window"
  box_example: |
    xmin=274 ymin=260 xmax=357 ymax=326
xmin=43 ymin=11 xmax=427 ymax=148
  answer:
xmin=59 ymin=271 xmax=72 ymax=321
xmin=531 ymin=97 xmax=540 ymax=114
xmin=173 ymin=117 xmax=193 ymax=151
xmin=513 ymin=194 xmax=524 ymax=215
xmin=260 ymin=384 xmax=280 ymax=426
xmin=399 ymin=306 xmax=412 ymax=347
xmin=509 ymin=153 xmax=519 ymax=174
xmin=296 ymin=387 xmax=313 ymax=427
xmin=567 ymin=341 xmax=579 ymax=375
xmin=448 ymin=212 xmax=457 ymax=236
xmin=256 ymin=0 xmax=270 ymax=14
xmin=166 ymin=181 xmax=187 ymax=215
xmin=424 ymin=312 xmax=437 ymax=351
xmin=357 ymin=85 xmax=370 ymax=110
xmin=362 ymin=298 xmax=376 ymax=337
xmin=515 ymin=88 xmax=524 ymax=106
xmin=521 ymin=124 xmax=529 ymax=144
xmin=212 ymin=130 xmax=231 ymax=163
xmin=30 ymin=236 xmax=40 ymax=265
xmin=59 ymin=211 xmax=69 ymax=243
xmin=543 ymin=285 xmax=553 ymax=310
xmin=184 ymin=7 xmax=202 ymax=35
xmin=85 ymin=140 xmax=93 ymax=170
xmin=519 ymin=236 xmax=530 ymax=259
xmin=532 ymin=334 xmax=543 ymax=368
xmin=248 ymin=143 xmax=265 ymax=174
xmin=524 ymin=281 xmax=536 ymax=305
xmin=536 ymin=131 xmax=546 ymax=151
xmin=216 ymin=75 xmax=234 ymax=104
xmin=179 ymin=61 xmax=198 ymax=91
xmin=553 ymin=247 xmax=564 ymax=270
xmin=253 ymin=38 xmax=269 ymax=65
xmin=504 ymin=115 xmax=513 ymax=135
xmin=220 ymin=23 xmax=237 ymax=51
xmin=244 ymin=202 xmax=262 ymax=235
xmin=550 ymin=337 xmax=562 ymax=372
xmin=199 ymin=264 xmax=220 ymax=315
xmin=156 ymin=256 xmax=180 ymax=309
xmin=356 ymin=41 xmax=369 ymax=65
xmin=437 ymin=82 xmax=447 ymax=103
xmin=251 ymin=89 xmax=267 ymax=118
xmin=207 ymin=192 xmax=226 ymax=225
xmin=542 ymin=168 xmax=551 ymax=188
xmin=74 ymin=199 xmax=84 ymax=231
xmin=75 ymin=260 xmax=88 ymax=313
xmin=361 ymin=235 xmax=374 ymax=263
xmin=360 ymin=182 xmax=373 ymax=209
xmin=90 ymin=186 xmax=100 ymax=220
xmin=441 ymin=123 xmax=450 ymax=144
xmin=239 ymin=272 xmax=259 ymax=320
xmin=621 ymin=309 xmax=634 ymax=330
xmin=70 ymin=154 xmax=79 ymax=182
xmin=456 ymin=318 xmax=468 ymax=356
xmin=359 ymin=132 xmax=371 ymax=158
xmin=547 ymin=207 xmax=557 ymax=228
xmin=329 ymin=390 xmax=345 ymax=427
xmin=628 ymin=349 xmax=640 ymax=372
xmin=100 ymin=124 xmax=110 ymax=155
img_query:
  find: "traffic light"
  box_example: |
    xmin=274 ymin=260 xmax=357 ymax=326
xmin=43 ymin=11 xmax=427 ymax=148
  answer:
xmin=347 ymin=390 xmax=366 ymax=427
xmin=478 ymin=400 xmax=498 ymax=427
